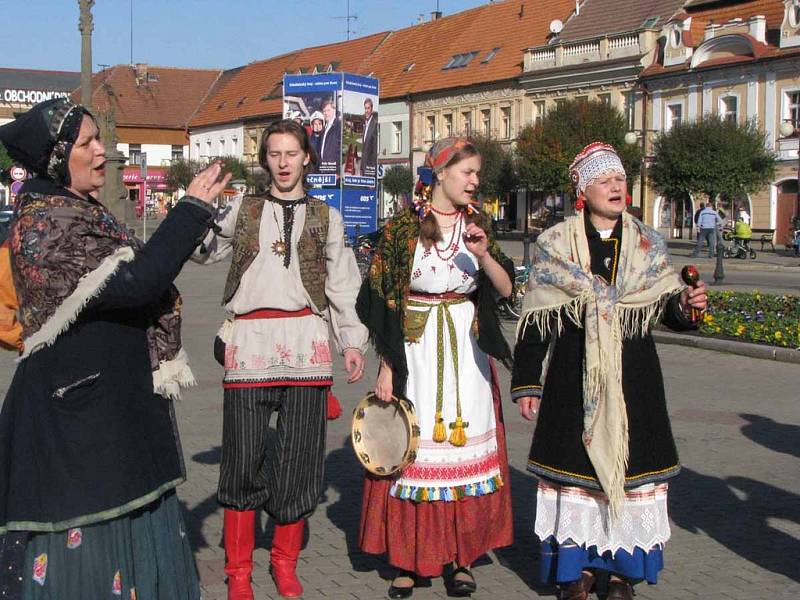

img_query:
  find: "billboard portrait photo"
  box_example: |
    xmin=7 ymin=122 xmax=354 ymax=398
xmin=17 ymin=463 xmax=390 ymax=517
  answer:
xmin=341 ymin=88 xmax=379 ymax=179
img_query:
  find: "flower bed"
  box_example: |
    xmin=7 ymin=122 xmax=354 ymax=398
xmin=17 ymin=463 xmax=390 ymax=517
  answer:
xmin=699 ymin=291 xmax=800 ymax=349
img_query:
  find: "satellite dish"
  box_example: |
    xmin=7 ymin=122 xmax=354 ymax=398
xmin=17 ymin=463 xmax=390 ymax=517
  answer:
xmin=550 ymin=19 xmax=564 ymax=34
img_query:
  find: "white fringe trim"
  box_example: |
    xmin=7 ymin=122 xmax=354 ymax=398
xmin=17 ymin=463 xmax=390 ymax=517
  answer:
xmin=153 ymin=347 xmax=196 ymax=400
xmin=18 ymin=246 xmax=136 ymax=361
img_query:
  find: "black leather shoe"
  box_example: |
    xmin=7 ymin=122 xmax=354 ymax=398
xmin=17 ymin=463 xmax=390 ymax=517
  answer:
xmin=607 ymin=579 xmax=634 ymax=600
xmin=387 ymin=570 xmax=415 ymax=599
xmin=450 ymin=566 xmax=477 ymax=597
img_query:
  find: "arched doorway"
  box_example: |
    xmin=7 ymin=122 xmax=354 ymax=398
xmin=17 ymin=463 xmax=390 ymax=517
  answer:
xmin=655 ymin=194 xmax=694 ymax=239
xmin=776 ymin=179 xmax=799 ymax=246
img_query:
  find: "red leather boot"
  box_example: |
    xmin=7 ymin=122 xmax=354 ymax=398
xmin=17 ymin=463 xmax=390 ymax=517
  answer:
xmin=223 ymin=509 xmax=256 ymax=600
xmin=270 ymin=520 xmax=305 ymax=598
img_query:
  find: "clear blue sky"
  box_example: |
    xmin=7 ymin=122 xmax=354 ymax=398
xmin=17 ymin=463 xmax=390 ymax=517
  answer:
xmin=3 ymin=0 xmax=490 ymax=72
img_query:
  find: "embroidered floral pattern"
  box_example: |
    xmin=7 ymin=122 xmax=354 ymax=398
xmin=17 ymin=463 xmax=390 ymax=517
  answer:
xmin=32 ymin=553 xmax=47 ymax=586
xmin=309 ymin=340 xmax=332 ymax=365
xmin=112 ymin=570 xmax=122 ymax=595
xmin=66 ymin=527 xmax=82 ymax=549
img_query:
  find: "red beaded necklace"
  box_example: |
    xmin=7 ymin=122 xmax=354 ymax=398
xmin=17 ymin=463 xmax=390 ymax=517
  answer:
xmin=433 ymin=213 xmax=463 ymax=261
xmin=430 ymin=204 xmax=458 ymax=216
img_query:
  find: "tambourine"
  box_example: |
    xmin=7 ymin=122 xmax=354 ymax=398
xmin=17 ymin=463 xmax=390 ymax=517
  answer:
xmin=351 ymin=393 xmax=420 ymax=477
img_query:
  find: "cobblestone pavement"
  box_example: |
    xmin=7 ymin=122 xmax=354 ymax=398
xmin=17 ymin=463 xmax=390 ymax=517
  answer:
xmin=1 ymin=260 xmax=798 ymax=599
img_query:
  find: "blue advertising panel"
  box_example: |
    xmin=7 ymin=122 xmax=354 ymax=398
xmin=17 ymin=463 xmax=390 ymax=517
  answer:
xmin=283 ymin=72 xmax=379 ymax=237
xmin=341 ymin=187 xmax=377 ymax=239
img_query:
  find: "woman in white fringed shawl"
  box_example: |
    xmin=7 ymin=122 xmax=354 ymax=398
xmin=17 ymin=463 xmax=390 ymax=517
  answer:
xmin=511 ymin=143 xmax=708 ymax=600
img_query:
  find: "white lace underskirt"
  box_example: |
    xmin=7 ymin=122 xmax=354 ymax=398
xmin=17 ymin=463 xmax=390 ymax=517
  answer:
xmin=534 ymin=480 xmax=671 ymax=556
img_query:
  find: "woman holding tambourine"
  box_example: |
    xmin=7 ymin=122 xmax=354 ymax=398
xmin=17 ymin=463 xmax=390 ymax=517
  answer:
xmin=356 ymin=138 xmax=514 ymax=598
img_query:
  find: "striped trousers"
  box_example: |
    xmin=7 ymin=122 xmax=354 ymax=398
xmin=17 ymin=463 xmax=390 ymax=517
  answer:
xmin=217 ymin=386 xmax=327 ymax=523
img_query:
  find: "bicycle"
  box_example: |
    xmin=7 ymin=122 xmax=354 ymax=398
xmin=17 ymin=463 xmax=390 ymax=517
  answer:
xmin=499 ymin=265 xmax=530 ymax=320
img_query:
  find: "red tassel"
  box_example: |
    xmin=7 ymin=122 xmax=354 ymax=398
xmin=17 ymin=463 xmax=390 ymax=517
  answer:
xmin=326 ymin=390 xmax=342 ymax=420
xmin=575 ymin=193 xmax=585 ymax=211
xmin=626 ymin=193 xmax=632 ymax=206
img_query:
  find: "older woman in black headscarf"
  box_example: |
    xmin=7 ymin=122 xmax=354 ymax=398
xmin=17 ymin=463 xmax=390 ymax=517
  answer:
xmin=0 ymin=98 xmax=228 ymax=599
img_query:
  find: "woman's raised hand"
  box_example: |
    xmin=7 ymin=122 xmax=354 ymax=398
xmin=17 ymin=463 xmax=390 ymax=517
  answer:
xmin=186 ymin=162 xmax=232 ymax=204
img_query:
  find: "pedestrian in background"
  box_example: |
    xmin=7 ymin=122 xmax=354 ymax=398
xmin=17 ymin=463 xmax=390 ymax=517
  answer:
xmin=693 ymin=201 xmax=723 ymax=258
xmin=0 ymin=97 xmax=227 ymax=599
xmin=512 ymin=142 xmax=708 ymax=600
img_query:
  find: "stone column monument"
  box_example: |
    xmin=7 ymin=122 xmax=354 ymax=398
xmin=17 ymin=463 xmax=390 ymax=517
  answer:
xmin=79 ymin=0 xmax=132 ymax=224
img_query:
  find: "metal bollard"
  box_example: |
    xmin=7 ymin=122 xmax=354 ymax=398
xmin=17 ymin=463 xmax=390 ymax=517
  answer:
xmin=523 ymin=234 xmax=532 ymax=268
xmin=713 ymin=234 xmax=725 ymax=284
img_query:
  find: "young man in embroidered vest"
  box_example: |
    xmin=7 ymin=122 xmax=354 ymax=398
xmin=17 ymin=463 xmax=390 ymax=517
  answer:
xmin=512 ymin=143 xmax=708 ymax=600
xmin=194 ymin=119 xmax=368 ymax=599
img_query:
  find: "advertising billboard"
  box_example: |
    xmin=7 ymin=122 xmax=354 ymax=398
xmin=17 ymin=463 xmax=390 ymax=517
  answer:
xmin=283 ymin=72 xmax=379 ymax=238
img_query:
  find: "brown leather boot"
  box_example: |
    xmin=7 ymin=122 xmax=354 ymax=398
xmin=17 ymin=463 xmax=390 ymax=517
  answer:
xmin=223 ymin=509 xmax=256 ymax=600
xmin=607 ymin=579 xmax=634 ymax=600
xmin=558 ymin=571 xmax=595 ymax=600
xmin=270 ymin=520 xmax=305 ymax=598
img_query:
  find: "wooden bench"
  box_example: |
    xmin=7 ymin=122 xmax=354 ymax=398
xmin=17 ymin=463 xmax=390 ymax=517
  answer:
xmin=751 ymin=228 xmax=775 ymax=252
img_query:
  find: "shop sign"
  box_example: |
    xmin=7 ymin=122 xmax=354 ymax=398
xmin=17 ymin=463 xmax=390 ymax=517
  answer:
xmin=1 ymin=89 xmax=71 ymax=105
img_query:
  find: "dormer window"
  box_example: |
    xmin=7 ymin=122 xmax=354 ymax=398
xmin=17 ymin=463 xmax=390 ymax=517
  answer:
xmin=670 ymin=28 xmax=682 ymax=49
xmin=481 ymin=48 xmax=500 ymax=63
xmin=443 ymin=51 xmax=479 ymax=70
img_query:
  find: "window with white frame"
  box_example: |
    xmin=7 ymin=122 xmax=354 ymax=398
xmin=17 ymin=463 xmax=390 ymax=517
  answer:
xmin=171 ymin=145 xmax=184 ymax=161
xmin=194 ymin=142 xmax=200 ymax=158
xmin=720 ymin=95 xmax=738 ymax=123
xmin=665 ymin=102 xmax=683 ymax=130
xmin=534 ymin=101 xmax=546 ymax=125
xmin=462 ymin=111 xmax=472 ymax=135
xmin=625 ymin=91 xmax=636 ymax=130
xmin=597 ymin=93 xmax=612 ymax=106
xmin=219 ymin=139 xmax=226 ymax=155
xmin=391 ymin=121 xmax=403 ymax=153
xmin=426 ymin=115 xmax=436 ymax=142
xmin=481 ymin=109 xmax=491 ymax=135
xmin=205 ymin=140 xmax=212 ymax=157
xmin=444 ymin=114 xmax=453 ymax=137
xmin=785 ymin=90 xmax=800 ymax=131
xmin=501 ymin=107 xmax=512 ymax=139
xmin=128 ymin=143 xmax=142 ymax=165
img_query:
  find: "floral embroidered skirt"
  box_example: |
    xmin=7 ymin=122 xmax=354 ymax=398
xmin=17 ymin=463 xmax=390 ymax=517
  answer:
xmin=17 ymin=491 xmax=199 ymax=600
xmin=359 ymin=360 xmax=513 ymax=576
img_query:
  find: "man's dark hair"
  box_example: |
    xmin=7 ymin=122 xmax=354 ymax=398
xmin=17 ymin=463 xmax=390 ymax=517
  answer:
xmin=257 ymin=119 xmax=318 ymax=189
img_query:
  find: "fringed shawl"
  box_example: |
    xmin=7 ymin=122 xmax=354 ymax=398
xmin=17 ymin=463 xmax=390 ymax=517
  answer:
xmin=518 ymin=211 xmax=683 ymax=516
xmin=10 ymin=185 xmax=195 ymax=399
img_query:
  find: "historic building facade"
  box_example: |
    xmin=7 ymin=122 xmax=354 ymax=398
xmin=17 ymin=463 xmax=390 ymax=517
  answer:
xmin=641 ymin=0 xmax=800 ymax=243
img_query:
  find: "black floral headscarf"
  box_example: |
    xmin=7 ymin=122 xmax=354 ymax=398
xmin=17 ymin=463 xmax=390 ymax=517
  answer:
xmin=0 ymin=97 xmax=91 ymax=186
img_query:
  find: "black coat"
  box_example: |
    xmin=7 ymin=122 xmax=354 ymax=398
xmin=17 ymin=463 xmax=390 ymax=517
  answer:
xmin=0 ymin=197 xmax=213 ymax=532
xmin=511 ymin=217 xmax=697 ymax=491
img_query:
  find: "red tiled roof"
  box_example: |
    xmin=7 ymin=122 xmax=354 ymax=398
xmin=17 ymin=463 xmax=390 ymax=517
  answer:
xmin=73 ymin=65 xmax=222 ymax=130
xmin=366 ymin=0 xmax=577 ymax=99
xmin=642 ymin=0 xmax=792 ymax=76
xmin=190 ymin=32 xmax=389 ymax=127
xmin=559 ymin=0 xmax=686 ymax=42
xmin=685 ymin=0 xmax=786 ymax=29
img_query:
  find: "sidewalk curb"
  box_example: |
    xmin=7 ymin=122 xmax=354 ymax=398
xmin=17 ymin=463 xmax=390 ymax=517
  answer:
xmin=508 ymin=257 xmax=800 ymax=273
xmin=653 ymin=330 xmax=800 ymax=364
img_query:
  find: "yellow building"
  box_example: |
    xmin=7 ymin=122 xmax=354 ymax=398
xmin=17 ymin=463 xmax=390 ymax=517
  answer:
xmin=641 ymin=0 xmax=800 ymax=245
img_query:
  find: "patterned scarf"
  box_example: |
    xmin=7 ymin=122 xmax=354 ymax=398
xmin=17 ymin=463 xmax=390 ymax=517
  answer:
xmin=518 ymin=211 xmax=683 ymax=516
xmin=10 ymin=187 xmax=194 ymax=399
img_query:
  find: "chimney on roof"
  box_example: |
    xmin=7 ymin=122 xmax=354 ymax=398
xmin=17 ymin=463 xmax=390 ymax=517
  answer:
xmin=431 ymin=10 xmax=442 ymax=20
xmin=134 ymin=63 xmax=148 ymax=86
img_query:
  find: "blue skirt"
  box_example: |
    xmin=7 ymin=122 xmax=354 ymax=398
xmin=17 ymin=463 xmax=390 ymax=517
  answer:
xmin=539 ymin=536 xmax=664 ymax=585
xmin=16 ymin=491 xmax=199 ymax=600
